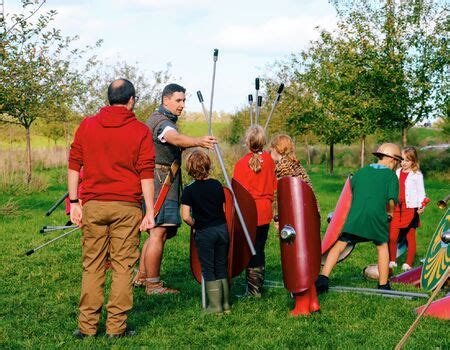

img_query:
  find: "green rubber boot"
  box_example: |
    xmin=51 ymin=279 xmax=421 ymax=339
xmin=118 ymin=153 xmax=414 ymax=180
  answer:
xmin=220 ymin=279 xmax=231 ymax=314
xmin=205 ymin=280 xmax=223 ymax=314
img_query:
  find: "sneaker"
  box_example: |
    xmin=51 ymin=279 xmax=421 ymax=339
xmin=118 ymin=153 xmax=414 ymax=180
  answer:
xmin=389 ymin=261 xmax=398 ymax=268
xmin=107 ymin=329 xmax=137 ymax=339
xmin=315 ymin=274 xmax=329 ymax=294
xmin=402 ymin=263 xmax=412 ymax=271
xmin=145 ymin=281 xmax=179 ymax=295
xmin=73 ymin=329 xmax=95 ymax=339
xmin=377 ymin=282 xmax=392 ymax=290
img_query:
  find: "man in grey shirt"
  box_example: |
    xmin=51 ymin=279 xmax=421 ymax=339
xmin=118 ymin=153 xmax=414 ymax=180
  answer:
xmin=135 ymin=83 xmax=216 ymax=294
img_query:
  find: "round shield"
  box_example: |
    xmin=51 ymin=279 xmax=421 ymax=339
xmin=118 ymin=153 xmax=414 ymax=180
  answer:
xmin=421 ymin=209 xmax=450 ymax=291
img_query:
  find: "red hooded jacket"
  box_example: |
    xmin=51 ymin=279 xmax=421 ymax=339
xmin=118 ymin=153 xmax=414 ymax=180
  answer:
xmin=69 ymin=106 xmax=155 ymax=204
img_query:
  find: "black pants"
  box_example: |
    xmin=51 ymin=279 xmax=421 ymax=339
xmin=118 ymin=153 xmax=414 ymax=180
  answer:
xmin=194 ymin=223 xmax=229 ymax=282
xmin=247 ymin=224 xmax=270 ymax=268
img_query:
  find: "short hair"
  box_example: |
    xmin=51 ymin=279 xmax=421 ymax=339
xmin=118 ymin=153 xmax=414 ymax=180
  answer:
xmin=186 ymin=150 xmax=211 ymax=180
xmin=161 ymin=83 xmax=186 ymax=103
xmin=108 ymin=79 xmax=135 ymax=105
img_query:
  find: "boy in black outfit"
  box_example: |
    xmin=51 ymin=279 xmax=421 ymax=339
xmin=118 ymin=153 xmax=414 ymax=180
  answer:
xmin=181 ymin=150 xmax=230 ymax=314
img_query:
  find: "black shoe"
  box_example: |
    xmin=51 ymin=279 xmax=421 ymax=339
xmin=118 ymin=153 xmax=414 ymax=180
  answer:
xmin=377 ymin=282 xmax=391 ymax=290
xmin=73 ymin=329 xmax=95 ymax=339
xmin=315 ymin=274 xmax=329 ymax=294
xmin=107 ymin=329 xmax=137 ymax=339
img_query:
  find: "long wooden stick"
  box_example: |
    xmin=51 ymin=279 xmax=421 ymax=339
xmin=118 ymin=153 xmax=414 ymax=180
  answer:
xmin=395 ymin=266 xmax=449 ymax=350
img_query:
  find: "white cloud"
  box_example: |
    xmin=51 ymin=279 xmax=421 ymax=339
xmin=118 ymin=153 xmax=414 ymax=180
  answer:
xmin=215 ymin=15 xmax=336 ymax=55
xmin=109 ymin=0 xmax=210 ymax=9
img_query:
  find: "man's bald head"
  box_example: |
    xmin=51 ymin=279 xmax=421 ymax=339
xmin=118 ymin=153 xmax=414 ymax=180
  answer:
xmin=107 ymin=79 xmax=135 ymax=105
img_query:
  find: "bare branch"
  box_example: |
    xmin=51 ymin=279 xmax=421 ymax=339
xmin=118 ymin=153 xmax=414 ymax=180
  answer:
xmin=5 ymin=0 xmax=47 ymax=35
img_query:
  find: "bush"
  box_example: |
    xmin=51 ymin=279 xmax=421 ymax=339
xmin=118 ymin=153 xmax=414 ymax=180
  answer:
xmin=420 ymin=149 xmax=450 ymax=177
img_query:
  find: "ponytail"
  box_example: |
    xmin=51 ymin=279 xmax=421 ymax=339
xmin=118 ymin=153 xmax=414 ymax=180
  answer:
xmin=248 ymin=152 xmax=262 ymax=173
xmin=245 ymin=125 xmax=266 ymax=173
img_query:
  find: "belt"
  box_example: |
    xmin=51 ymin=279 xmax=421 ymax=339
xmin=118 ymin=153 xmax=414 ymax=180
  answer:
xmin=155 ymin=164 xmax=172 ymax=171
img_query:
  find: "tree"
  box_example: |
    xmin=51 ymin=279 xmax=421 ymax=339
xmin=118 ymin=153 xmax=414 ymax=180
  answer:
xmin=0 ymin=1 xmax=99 ymax=183
xmin=332 ymin=0 xmax=448 ymax=146
xmin=80 ymin=60 xmax=173 ymax=121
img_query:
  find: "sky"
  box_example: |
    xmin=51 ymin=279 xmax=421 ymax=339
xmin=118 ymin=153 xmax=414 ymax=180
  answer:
xmin=5 ymin=0 xmax=338 ymax=113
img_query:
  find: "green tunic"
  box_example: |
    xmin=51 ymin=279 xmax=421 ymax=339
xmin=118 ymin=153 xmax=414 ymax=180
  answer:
xmin=342 ymin=164 xmax=399 ymax=243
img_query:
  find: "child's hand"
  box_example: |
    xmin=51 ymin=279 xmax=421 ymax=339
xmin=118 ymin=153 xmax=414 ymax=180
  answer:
xmin=417 ymin=207 xmax=425 ymax=215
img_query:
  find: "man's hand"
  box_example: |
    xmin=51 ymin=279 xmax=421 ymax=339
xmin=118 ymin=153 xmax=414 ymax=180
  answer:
xmin=70 ymin=202 xmax=83 ymax=227
xmin=417 ymin=207 xmax=425 ymax=215
xmin=140 ymin=213 xmax=155 ymax=232
xmin=196 ymin=135 xmax=217 ymax=149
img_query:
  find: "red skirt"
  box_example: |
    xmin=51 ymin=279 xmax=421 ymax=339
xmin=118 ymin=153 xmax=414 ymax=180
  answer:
xmin=391 ymin=201 xmax=420 ymax=229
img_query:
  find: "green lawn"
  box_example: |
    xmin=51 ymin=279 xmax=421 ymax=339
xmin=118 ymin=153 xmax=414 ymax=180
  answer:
xmin=0 ymin=167 xmax=449 ymax=349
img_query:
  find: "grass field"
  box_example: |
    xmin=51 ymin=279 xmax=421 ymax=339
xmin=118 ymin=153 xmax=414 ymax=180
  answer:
xmin=0 ymin=167 xmax=449 ymax=349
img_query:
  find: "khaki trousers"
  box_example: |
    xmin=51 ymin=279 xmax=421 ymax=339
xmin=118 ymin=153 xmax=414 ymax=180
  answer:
xmin=78 ymin=200 xmax=142 ymax=335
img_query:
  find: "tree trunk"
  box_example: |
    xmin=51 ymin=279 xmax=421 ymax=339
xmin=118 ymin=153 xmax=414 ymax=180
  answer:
xmin=305 ymin=135 xmax=311 ymax=167
xmin=25 ymin=126 xmax=32 ymax=184
xmin=402 ymin=127 xmax=407 ymax=147
xmin=360 ymin=135 xmax=366 ymax=168
xmin=329 ymin=143 xmax=334 ymax=175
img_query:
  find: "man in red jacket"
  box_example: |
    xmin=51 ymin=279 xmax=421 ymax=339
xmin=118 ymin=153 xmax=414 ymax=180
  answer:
xmin=68 ymin=79 xmax=155 ymax=339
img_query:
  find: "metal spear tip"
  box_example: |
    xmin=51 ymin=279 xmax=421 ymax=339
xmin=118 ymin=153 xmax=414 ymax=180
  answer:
xmin=277 ymin=83 xmax=285 ymax=94
xmin=248 ymin=94 xmax=253 ymax=103
xmin=196 ymin=91 xmax=204 ymax=102
xmin=255 ymin=78 xmax=260 ymax=90
xmin=257 ymin=95 xmax=262 ymax=106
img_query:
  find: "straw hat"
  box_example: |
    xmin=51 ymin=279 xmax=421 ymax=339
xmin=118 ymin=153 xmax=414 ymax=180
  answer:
xmin=372 ymin=143 xmax=403 ymax=161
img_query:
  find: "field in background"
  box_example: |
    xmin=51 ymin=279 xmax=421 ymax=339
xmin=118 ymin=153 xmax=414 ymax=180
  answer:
xmin=0 ymin=167 xmax=449 ymax=349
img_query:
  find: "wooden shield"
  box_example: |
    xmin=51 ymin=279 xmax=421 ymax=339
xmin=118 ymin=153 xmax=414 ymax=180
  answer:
xmin=190 ymin=182 xmax=257 ymax=283
xmin=420 ymin=209 xmax=450 ymax=291
xmin=415 ymin=295 xmax=450 ymax=320
xmin=391 ymin=265 xmax=422 ymax=288
xmin=321 ymin=176 xmax=354 ymax=265
xmin=229 ymin=179 xmax=258 ymax=277
xmin=278 ymin=177 xmax=321 ymax=293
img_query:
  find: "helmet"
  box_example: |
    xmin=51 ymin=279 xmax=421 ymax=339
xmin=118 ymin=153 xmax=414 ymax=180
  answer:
xmin=363 ymin=264 xmax=379 ymax=280
xmin=372 ymin=143 xmax=403 ymax=161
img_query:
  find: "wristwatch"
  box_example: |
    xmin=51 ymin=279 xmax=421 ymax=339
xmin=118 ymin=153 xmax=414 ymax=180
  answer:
xmin=69 ymin=199 xmax=79 ymax=204
xmin=387 ymin=214 xmax=393 ymax=222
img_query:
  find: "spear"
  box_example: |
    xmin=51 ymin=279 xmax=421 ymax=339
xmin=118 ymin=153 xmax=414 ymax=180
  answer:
xmin=25 ymin=226 xmax=80 ymax=256
xmin=254 ymin=78 xmax=260 ymax=125
xmin=264 ymin=83 xmax=285 ymax=131
xmin=197 ymin=90 xmax=256 ymax=256
xmin=248 ymin=94 xmax=253 ymax=126
xmin=45 ymin=192 xmax=68 ymax=216
xmin=196 ymin=49 xmax=256 ymax=256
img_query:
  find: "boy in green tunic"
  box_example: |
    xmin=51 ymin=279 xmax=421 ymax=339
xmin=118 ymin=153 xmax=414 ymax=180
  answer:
xmin=316 ymin=143 xmax=402 ymax=292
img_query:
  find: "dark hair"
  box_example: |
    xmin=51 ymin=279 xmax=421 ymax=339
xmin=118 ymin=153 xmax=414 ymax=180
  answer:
xmin=186 ymin=150 xmax=211 ymax=180
xmin=161 ymin=83 xmax=186 ymax=103
xmin=108 ymin=79 xmax=135 ymax=105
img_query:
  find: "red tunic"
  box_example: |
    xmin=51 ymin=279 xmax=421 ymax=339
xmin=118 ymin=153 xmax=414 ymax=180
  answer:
xmin=233 ymin=151 xmax=277 ymax=226
xmin=391 ymin=170 xmax=416 ymax=229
